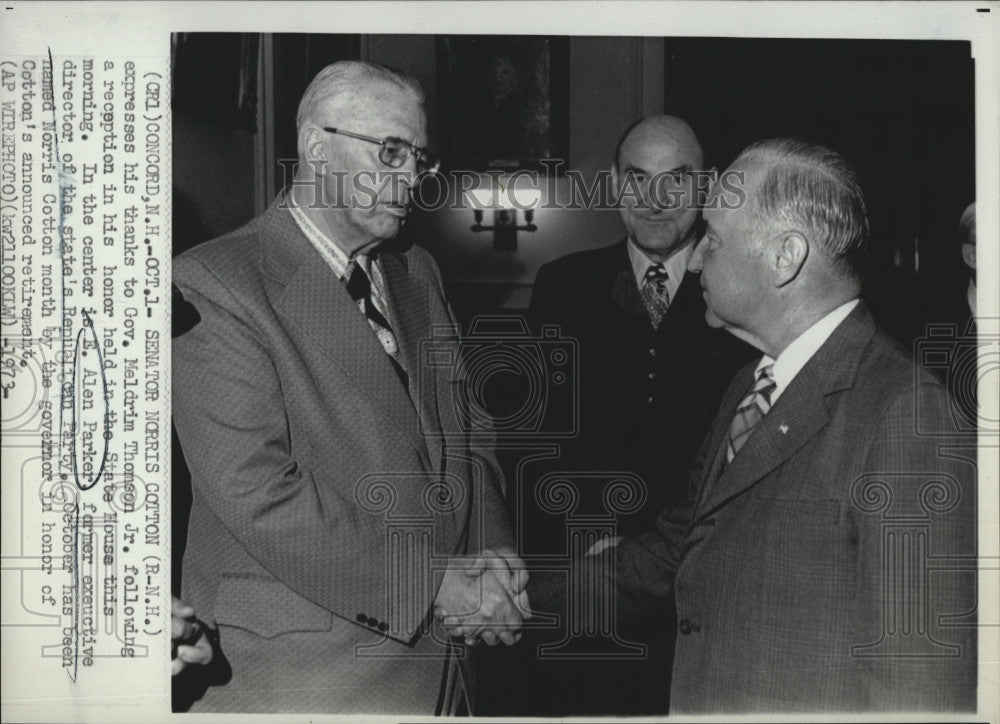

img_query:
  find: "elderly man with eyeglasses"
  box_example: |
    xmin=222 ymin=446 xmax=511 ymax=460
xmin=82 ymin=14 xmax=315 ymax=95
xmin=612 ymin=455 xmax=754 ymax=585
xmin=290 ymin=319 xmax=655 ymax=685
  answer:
xmin=172 ymin=61 xmax=526 ymax=715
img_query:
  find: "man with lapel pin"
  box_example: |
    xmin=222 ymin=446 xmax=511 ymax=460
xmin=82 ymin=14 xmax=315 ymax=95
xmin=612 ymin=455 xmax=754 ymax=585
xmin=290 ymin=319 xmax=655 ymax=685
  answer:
xmin=172 ymin=61 xmax=527 ymax=715
xmin=523 ymin=116 xmax=752 ymax=715
xmin=530 ymin=138 xmax=977 ymax=712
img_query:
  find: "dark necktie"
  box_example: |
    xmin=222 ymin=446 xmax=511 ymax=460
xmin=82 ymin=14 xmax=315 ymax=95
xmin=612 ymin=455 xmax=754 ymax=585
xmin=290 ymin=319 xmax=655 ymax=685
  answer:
xmin=345 ymin=258 xmax=408 ymax=389
xmin=726 ymin=364 xmax=776 ymax=464
xmin=640 ymin=262 xmax=671 ymax=328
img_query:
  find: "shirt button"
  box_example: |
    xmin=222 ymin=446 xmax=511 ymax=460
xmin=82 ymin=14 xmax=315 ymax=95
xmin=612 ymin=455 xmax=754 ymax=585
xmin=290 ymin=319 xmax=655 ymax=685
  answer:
xmin=649 ymin=347 xmax=656 ymax=356
xmin=648 ymin=372 xmax=656 ymax=380
xmin=648 ymin=396 xmax=654 ymax=403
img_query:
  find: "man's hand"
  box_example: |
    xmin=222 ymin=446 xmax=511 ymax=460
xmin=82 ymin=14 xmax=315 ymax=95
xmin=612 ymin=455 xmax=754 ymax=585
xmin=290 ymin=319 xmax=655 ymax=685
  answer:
xmin=478 ymin=546 xmax=531 ymax=624
xmin=434 ymin=548 xmax=531 ymax=646
xmin=171 ymin=595 xmax=213 ymax=676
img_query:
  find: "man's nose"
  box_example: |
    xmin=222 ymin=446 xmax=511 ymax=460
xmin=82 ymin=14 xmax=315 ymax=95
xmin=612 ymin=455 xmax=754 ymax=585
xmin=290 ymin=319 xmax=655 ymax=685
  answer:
xmin=688 ymin=238 xmax=705 ymax=273
xmin=389 ymin=159 xmax=418 ymax=205
xmin=399 ymin=152 xmax=421 ymax=186
xmin=641 ymin=181 xmax=662 ymax=214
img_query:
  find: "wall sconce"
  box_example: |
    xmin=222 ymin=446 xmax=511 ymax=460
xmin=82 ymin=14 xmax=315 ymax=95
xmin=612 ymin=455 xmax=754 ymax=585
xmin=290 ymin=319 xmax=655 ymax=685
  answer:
xmin=469 ymin=187 xmax=540 ymax=251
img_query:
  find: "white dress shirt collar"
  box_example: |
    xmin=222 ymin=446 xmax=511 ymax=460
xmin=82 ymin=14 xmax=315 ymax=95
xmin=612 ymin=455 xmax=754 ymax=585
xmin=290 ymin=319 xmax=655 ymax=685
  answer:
xmin=289 ymin=203 xmax=353 ymax=280
xmin=626 ymin=237 xmax=693 ymax=302
xmin=756 ymin=298 xmax=860 ymax=404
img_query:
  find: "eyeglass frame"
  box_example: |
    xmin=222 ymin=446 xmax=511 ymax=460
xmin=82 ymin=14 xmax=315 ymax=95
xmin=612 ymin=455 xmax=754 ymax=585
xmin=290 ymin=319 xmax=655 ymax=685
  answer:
xmin=322 ymin=127 xmax=440 ymax=174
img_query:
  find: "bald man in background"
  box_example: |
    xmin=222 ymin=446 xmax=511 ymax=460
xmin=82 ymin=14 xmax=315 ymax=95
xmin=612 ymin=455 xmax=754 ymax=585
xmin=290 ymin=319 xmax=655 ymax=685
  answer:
xmin=520 ymin=116 xmax=752 ymax=715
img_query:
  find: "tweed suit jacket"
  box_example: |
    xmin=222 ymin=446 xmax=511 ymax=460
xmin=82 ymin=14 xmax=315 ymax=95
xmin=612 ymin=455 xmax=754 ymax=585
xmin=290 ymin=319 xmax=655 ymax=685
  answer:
xmin=172 ymin=201 xmax=513 ymax=714
xmin=605 ymin=302 xmax=977 ymax=713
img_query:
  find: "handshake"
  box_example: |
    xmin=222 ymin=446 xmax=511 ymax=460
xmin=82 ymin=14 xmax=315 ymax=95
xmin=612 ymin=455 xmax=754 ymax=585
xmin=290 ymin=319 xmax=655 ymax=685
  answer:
xmin=434 ymin=547 xmax=531 ymax=646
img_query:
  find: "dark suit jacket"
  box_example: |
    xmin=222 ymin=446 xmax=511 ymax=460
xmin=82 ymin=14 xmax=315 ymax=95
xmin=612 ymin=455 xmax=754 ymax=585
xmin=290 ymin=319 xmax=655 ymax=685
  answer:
xmin=530 ymin=240 xmax=754 ymax=535
xmin=173 ymin=201 xmax=513 ymax=714
xmin=603 ymin=302 xmax=977 ymax=712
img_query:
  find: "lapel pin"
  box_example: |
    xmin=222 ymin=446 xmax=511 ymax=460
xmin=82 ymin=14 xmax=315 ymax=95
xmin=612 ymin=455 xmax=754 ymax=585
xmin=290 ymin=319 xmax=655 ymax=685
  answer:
xmin=779 ymin=423 xmax=789 ymax=434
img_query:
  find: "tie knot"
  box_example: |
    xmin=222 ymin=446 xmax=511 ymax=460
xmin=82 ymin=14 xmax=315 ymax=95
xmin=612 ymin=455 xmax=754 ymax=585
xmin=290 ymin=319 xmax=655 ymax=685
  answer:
xmin=753 ymin=363 xmax=776 ymax=401
xmin=345 ymin=260 xmax=371 ymax=301
xmin=644 ymin=262 xmax=669 ymax=285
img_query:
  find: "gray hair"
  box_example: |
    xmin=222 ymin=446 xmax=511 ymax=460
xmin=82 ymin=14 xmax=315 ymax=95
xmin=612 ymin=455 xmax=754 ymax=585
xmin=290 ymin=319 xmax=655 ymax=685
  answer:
xmin=735 ymin=138 xmax=869 ymax=279
xmin=958 ymin=202 xmax=975 ymax=246
xmin=296 ymin=60 xmax=424 ymax=155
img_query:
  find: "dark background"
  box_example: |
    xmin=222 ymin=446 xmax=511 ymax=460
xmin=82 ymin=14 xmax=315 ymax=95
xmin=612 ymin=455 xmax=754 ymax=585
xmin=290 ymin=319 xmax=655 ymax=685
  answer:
xmin=173 ymin=34 xmax=974 ymax=335
xmin=662 ymin=38 xmax=974 ymax=342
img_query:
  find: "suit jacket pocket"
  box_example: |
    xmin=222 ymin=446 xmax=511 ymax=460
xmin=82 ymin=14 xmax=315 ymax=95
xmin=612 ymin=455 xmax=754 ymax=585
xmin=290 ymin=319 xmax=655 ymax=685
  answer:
xmin=214 ymin=575 xmax=334 ymax=638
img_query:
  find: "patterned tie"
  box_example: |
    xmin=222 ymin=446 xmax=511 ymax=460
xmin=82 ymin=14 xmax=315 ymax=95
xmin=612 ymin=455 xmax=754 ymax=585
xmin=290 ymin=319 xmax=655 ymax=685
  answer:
xmin=725 ymin=364 xmax=776 ymax=464
xmin=345 ymin=257 xmax=406 ymax=388
xmin=640 ymin=262 xmax=671 ymax=328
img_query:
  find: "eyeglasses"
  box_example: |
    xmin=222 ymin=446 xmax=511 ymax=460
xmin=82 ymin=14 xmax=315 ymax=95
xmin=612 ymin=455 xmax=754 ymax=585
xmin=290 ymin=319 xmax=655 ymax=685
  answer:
xmin=323 ymin=127 xmax=440 ymax=174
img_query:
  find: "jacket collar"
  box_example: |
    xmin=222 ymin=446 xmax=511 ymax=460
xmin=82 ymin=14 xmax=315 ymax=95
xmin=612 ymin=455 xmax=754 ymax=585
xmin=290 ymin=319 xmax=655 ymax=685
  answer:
xmin=258 ymin=199 xmax=430 ymax=465
xmin=694 ymin=301 xmax=877 ymax=519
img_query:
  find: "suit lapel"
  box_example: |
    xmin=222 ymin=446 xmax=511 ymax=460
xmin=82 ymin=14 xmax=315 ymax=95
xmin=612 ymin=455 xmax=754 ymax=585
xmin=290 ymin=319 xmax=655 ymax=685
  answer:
xmin=696 ymin=373 xmax=830 ymax=518
xmin=609 ymin=240 xmax=646 ymax=318
xmin=261 ymin=203 xmax=429 ymax=463
xmin=694 ymin=303 xmax=876 ymax=519
xmin=380 ymin=252 xmax=446 ymax=472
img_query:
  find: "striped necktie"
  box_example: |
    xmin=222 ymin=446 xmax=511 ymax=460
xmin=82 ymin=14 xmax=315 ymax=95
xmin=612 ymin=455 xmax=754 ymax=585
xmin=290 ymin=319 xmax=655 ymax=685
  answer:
xmin=640 ymin=262 xmax=671 ymax=328
xmin=345 ymin=256 xmax=408 ymax=390
xmin=726 ymin=364 xmax=776 ymax=464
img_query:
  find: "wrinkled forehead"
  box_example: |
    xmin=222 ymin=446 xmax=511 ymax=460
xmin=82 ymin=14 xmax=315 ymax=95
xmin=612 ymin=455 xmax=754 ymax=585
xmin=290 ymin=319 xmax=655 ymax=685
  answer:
xmin=620 ymin=127 xmax=703 ymax=171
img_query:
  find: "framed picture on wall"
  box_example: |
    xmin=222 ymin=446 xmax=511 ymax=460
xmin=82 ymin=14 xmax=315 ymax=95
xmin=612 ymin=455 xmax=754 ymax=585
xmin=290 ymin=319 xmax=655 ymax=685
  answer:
xmin=436 ymin=35 xmax=569 ymax=173
xmin=171 ymin=32 xmax=260 ymax=132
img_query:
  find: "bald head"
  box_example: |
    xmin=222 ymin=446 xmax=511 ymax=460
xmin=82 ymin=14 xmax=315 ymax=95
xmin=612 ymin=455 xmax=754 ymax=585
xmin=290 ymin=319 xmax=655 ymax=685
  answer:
xmin=612 ymin=115 xmax=706 ymax=261
xmin=615 ymin=115 xmax=703 ymax=171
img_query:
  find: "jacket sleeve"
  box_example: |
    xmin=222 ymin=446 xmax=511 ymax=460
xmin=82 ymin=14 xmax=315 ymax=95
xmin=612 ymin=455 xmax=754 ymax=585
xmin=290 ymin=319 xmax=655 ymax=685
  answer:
xmin=416 ymin=246 xmax=515 ymax=555
xmin=173 ymin=257 xmax=437 ymax=645
xmin=526 ymin=422 xmax=709 ymax=627
xmin=608 ymin=419 xmax=713 ymax=620
xmin=853 ymin=381 xmax=977 ymax=711
xmin=526 ymin=359 xmax=742 ymax=626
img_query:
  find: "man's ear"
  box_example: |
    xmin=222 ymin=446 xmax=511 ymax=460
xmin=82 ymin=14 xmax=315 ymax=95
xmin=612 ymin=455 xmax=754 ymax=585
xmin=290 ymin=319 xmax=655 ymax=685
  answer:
xmin=610 ymin=163 xmax=620 ymax=194
xmin=773 ymin=232 xmax=808 ymax=287
xmin=961 ymin=242 xmax=976 ymax=271
xmin=302 ymin=126 xmax=328 ymax=167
